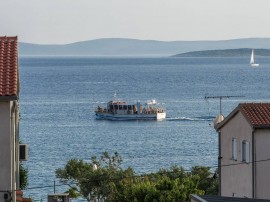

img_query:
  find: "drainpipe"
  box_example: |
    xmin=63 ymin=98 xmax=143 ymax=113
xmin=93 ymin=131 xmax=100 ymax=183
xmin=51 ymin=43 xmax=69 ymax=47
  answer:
xmin=218 ymin=130 xmax=222 ymax=196
xmin=10 ymin=102 xmax=14 ymax=202
xmin=252 ymin=129 xmax=256 ymax=198
xmin=11 ymin=100 xmax=19 ymax=202
xmin=15 ymin=101 xmax=20 ymax=190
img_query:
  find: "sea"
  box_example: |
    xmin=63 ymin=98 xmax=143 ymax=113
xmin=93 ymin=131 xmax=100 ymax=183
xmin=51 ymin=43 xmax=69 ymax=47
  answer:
xmin=19 ymin=56 xmax=270 ymax=201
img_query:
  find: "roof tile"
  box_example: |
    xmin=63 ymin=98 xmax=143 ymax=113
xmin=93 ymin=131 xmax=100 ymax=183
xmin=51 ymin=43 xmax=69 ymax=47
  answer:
xmin=0 ymin=36 xmax=18 ymax=97
xmin=239 ymin=103 xmax=270 ymax=128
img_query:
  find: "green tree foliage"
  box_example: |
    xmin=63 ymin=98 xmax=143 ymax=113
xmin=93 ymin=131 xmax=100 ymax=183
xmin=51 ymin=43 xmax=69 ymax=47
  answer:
xmin=56 ymin=152 xmax=218 ymax=202
xmin=191 ymin=166 xmax=218 ymax=195
xmin=19 ymin=163 xmax=28 ymax=190
xmin=56 ymin=151 xmax=134 ymax=201
xmin=66 ymin=187 xmax=81 ymax=199
xmin=19 ymin=140 xmax=29 ymax=190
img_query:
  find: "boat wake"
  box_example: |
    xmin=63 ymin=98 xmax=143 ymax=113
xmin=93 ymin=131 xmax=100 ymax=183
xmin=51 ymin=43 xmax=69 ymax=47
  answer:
xmin=167 ymin=116 xmax=215 ymax=122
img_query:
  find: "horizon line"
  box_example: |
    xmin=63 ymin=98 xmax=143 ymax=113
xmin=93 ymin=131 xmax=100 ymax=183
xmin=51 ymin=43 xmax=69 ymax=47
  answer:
xmin=18 ymin=37 xmax=270 ymax=46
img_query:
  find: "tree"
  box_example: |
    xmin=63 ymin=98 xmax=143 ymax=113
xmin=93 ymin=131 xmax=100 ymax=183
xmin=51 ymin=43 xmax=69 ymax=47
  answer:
xmin=19 ymin=163 xmax=28 ymax=190
xmin=56 ymin=151 xmax=135 ymax=201
xmin=191 ymin=166 xmax=218 ymax=195
xmin=56 ymin=152 xmax=218 ymax=202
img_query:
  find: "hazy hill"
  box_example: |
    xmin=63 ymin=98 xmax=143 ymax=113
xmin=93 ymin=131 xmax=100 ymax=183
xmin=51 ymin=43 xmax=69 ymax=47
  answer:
xmin=172 ymin=48 xmax=270 ymax=57
xmin=19 ymin=38 xmax=270 ymax=56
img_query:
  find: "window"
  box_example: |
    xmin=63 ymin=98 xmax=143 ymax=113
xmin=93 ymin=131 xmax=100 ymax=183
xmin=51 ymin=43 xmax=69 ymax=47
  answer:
xmin=241 ymin=140 xmax=250 ymax=163
xmin=232 ymin=138 xmax=237 ymax=160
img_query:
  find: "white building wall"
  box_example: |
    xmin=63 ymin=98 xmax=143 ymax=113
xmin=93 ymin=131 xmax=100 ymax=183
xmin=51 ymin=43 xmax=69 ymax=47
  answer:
xmin=220 ymin=112 xmax=253 ymax=198
xmin=254 ymin=129 xmax=270 ymax=199
xmin=0 ymin=101 xmax=16 ymax=202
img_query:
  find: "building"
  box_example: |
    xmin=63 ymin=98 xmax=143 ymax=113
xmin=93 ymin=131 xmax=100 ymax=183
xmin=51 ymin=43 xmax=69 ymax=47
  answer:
xmin=215 ymin=103 xmax=270 ymax=199
xmin=0 ymin=36 xmax=20 ymax=202
xmin=48 ymin=193 xmax=70 ymax=202
xmin=191 ymin=194 xmax=270 ymax=202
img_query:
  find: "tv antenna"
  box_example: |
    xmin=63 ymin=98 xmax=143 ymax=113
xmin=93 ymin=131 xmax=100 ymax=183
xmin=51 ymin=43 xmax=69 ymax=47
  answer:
xmin=204 ymin=95 xmax=244 ymax=115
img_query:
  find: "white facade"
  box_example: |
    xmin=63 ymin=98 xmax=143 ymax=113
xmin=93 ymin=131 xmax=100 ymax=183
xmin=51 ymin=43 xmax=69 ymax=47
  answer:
xmin=0 ymin=36 xmax=20 ymax=202
xmin=0 ymin=100 xmax=20 ymax=202
xmin=216 ymin=104 xmax=270 ymax=199
xmin=218 ymin=112 xmax=253 ymax=198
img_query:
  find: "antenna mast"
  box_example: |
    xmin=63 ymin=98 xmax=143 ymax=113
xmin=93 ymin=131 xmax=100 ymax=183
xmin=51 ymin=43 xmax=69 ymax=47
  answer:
xmin=205 ymin=95 xmax=244 ymax=115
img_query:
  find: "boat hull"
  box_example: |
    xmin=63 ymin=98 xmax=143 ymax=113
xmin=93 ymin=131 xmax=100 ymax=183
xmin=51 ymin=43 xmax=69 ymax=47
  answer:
xmin=251 ymin=63 xmax=259 ymax=67
xmin=95 ymin=112 xmax=166 ymax=121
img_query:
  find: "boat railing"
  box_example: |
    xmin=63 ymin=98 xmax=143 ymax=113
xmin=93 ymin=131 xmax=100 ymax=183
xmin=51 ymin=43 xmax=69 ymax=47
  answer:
xmin=142 ymin=106 xmax=165 ymax=114
xmin=95 ymin=106 xmax=107 ymax=113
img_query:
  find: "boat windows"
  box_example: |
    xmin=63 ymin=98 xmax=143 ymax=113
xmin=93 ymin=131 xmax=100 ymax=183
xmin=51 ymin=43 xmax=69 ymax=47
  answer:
xmin=123 ymin=105 xmax=127 ymax=110
xmin=128 ymin=105 xmax=132 ymax=110
xmin=114 ymin=105 xmax=118 ymax=110
xmin=119 ymin=105 xmax=123 ymax=110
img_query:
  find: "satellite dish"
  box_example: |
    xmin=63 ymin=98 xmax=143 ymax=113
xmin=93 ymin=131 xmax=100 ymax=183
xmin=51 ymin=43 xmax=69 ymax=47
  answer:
xmin=213 ymin=114 xmax=224 ymax=127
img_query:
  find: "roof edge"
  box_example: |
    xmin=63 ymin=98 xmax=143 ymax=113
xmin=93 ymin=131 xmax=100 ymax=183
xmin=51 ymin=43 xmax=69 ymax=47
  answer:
xmin=0 ymin=96 xmax=18 ymax=101
xmin=215 ymin=105 xmax=240 ymax=130
xmin=0 ymin=36 xmax=18 ymax=40
xmin=190 ymin=195 xmax=208 ymax=202
xmin=216 ymin=103 xmax=270 ymax=130
xmin=254 ymin=125 xmax=270 ymax=129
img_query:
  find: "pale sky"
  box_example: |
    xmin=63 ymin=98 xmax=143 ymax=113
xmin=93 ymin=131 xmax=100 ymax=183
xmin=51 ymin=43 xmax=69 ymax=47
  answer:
xmin=1 ymin=0 xmax=270 ymax=44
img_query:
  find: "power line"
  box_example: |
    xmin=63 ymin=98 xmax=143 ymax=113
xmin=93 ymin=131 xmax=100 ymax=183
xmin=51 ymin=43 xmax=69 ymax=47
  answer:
xmin=26 ymin=183 xmax=70 ymax=190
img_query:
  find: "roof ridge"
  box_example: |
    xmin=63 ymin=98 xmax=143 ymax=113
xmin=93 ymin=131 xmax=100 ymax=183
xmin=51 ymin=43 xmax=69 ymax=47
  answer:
xmin=0 ymin=36 xmax=18 ymax=40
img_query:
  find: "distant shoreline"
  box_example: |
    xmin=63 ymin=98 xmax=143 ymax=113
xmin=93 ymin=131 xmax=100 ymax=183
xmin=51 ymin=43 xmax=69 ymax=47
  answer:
xmin=172 ymin=48 xmax=270 ymax=57
xmin=19 ymin=38 xmax=270 ymax=57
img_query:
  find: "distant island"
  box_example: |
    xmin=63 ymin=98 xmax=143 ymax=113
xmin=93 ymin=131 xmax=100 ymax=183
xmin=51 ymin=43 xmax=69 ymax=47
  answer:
xmin=172 ymin=48 xmax=270 ymax=57
xmin=19 ymin=38 xmax=270 ymax=57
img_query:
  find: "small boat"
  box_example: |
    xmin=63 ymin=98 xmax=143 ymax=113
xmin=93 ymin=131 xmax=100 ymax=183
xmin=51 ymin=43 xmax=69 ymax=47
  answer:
xmin=95 ymin=99 xmax=166 ymax=120
xmin=250 ymin=49 xmax=259 ymax=67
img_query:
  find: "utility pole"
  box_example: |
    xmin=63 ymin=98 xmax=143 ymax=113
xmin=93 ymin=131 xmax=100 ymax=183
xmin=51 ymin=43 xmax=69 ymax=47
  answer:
xmin=205 ymin=95 xmax=244 ymax=115
xmin=54 ymin=180 xmax=56 ymax=193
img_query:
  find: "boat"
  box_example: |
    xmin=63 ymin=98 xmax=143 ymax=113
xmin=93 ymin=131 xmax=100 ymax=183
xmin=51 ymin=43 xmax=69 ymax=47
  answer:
xmin=250 ymin=49 xmax=259 ymax=67
xmin=95 ymin=99 xmax=166 ymax=120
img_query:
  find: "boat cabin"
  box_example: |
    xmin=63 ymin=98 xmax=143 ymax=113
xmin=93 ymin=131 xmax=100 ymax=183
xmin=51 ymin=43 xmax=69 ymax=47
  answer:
xmin=95 ymin=98 xmax=166 ymax=120
xmin=107 ymin=101 xmax=139 ymax=114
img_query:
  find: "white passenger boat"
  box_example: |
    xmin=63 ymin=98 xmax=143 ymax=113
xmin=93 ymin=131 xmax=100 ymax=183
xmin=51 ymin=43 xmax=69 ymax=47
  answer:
xmin=95 ymin=99 xmax=166 ymax=120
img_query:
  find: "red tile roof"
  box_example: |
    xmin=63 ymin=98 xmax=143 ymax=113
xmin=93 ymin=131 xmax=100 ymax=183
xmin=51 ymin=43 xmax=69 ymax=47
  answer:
xmin=216 ymin=103 xmax=270 ymax=129
xmin=16 ymin=190 xmax=31 ymax=202
xmin=0 ymin=36 xmax=19 ymax=98
xmin=16 ymin=190 xmax=23 ymax=202
xmin=239 ymin=103 xmax=270 ymax=128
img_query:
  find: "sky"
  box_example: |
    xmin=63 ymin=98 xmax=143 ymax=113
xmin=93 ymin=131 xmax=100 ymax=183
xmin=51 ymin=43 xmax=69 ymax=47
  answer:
xmin=1 ymin=0 xmax=270 ymax=44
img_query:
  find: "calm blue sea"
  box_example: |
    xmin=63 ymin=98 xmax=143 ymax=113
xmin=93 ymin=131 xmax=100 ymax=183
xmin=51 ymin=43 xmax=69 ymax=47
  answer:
xmin=19 ymin=56 xmax=270 ymax=200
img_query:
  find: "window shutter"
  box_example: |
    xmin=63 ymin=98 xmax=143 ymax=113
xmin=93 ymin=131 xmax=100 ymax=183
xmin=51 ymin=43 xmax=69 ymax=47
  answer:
xmin=240 ymin=141 xmax=242 ymax=161
xmin=19 ymin=144 xmax=28 ymax=161
xmin=232 ymin=138 xmax=237 ymax=160
xmin=245 ymin=141 xmax=250 ymax=163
